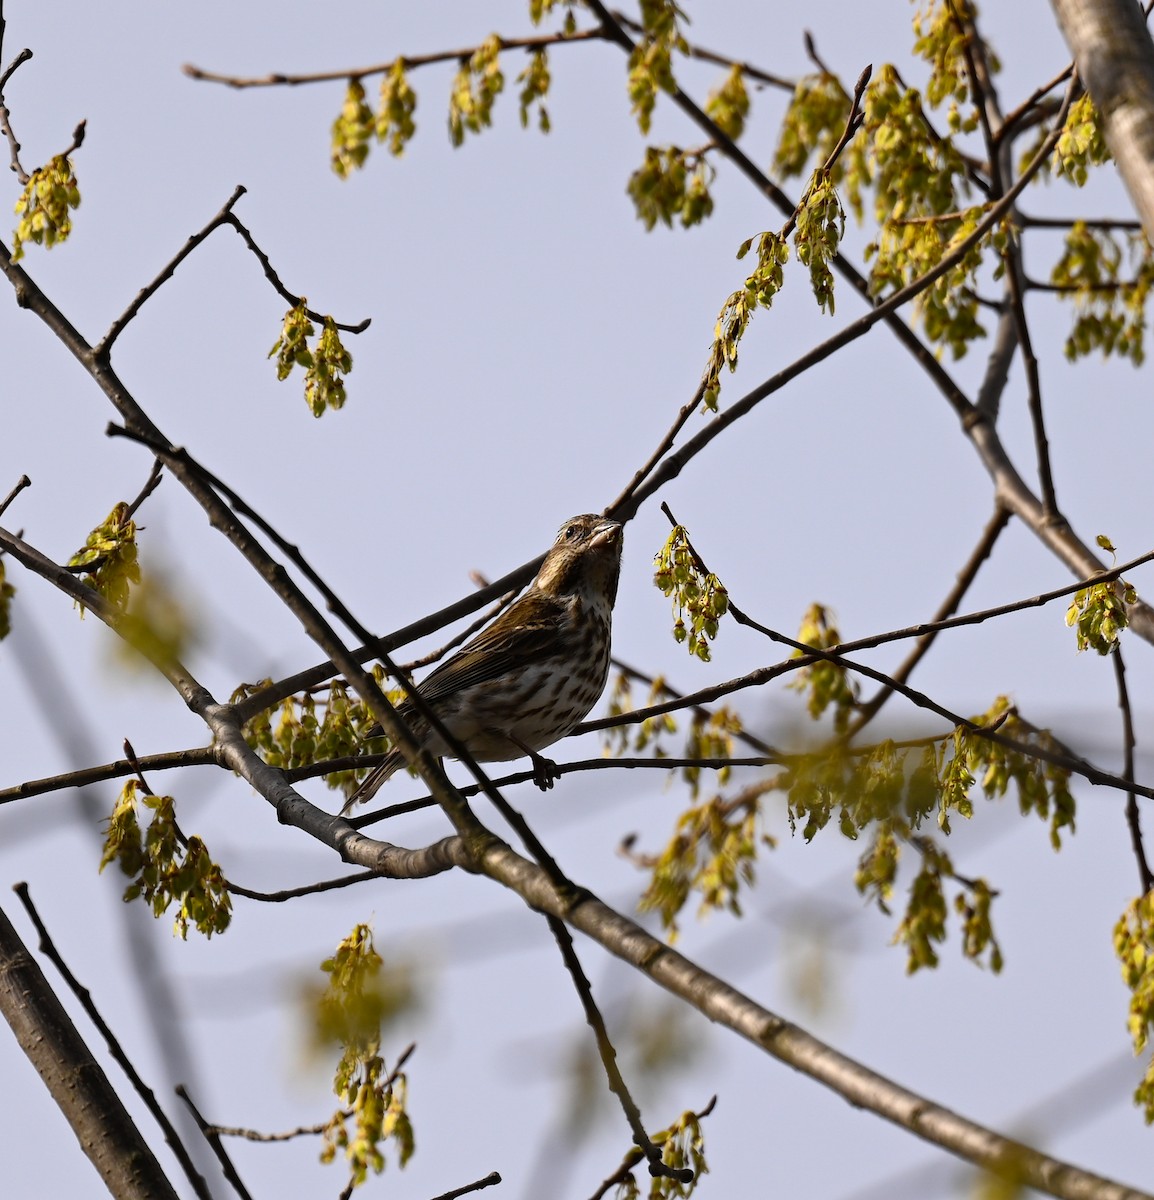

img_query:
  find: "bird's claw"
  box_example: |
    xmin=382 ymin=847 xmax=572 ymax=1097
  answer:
xmin=530 ymin=753 xmax=560 ymax=791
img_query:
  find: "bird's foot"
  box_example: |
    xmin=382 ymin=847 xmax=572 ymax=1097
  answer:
xmin=530 ymin=753 xmax=560 ymax=791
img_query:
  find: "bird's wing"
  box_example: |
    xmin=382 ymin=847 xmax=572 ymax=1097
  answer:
xmin=415 ymin=592 xmax=568 ymax=705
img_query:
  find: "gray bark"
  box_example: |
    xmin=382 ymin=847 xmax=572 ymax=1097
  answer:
xmin=1050 ymin=0 xmax=1154 ymax=241
xmin=0 ymin=904 xmax=181 ymax=1200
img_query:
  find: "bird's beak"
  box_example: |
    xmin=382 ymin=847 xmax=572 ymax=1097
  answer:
xmin=589 ymin=521 xmax=621 ymax=549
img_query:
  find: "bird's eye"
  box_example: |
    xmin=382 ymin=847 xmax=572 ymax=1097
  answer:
xmin=564 ymin=524 xmax=582 ymax=542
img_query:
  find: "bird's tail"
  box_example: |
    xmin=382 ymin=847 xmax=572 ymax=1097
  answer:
xmin=339 ymin=749 xmax=405 ymax=816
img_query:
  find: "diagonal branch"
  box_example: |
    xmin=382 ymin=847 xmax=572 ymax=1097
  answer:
xmin=1113 ymin=649 xmax=1154 ymax=894
xmin=546 ymin=913 xmax=692 ymax=1186
xmin=0 ymin=899 xmax=183 ymax=1200
xmin=13 ymin=884 xmax=212 ymax=1200
xmin=844 ymin=503 xmax=1012 ymax=738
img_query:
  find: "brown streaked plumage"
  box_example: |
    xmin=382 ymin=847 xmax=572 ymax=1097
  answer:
xmin=341 ymin=515 xmax=622 ymax=813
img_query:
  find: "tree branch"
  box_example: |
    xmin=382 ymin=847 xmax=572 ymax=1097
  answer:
xmin=13 ymin=884 xmax=212 ymax=1200
xmin=183 ymin=27 xmax=609 ymax=89
xmin=0 ymin=899 xmax=183 ymax=1200
xmin=1049 ymin=0 xmax=1154 ymax=243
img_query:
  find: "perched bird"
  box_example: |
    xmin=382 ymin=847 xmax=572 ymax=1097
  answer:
xmin=341 ymin=514 xmax=623 ymax=813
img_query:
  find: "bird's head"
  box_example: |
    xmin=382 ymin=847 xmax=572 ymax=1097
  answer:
xmin=534 ymin=514 xmax=623 ymax=607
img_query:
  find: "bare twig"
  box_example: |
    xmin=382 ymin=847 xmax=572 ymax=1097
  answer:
xmin=1019 ymin=213 xmax=1143 ymax=231
xmin=223 ymin=208 xmax=371 ymax=333
xmin=951 ymin=0 xmax=1061 ymax=522
xmin=175 ymin=1086 xmax=255 ymax=1200
xmin=0 ymin=472 xmax=29 ymax=519
xmin=844 ymin=504 xmax=1012 ymax=738
xmin=106 ymin=422 xmax=376 ymax=648
xmin=226 ymin=869 xmax=381 ymax=902
xmin=1113 ymin=651 xmax=1154 ymax=894
xmin=96 ymin=185 xmax=369 ymax=358
xmin=204 ymin=1045 xmax=413 ymax=1141
xmin=426 ymin=1171 xmax=503 ymax=1200
xmin=97 ymin=186 xmax=248 ymax=355
xmin=0 ymin=745 xmax=216 ymax=804
xmin=999 ymin=64 xmax=1073 ymax=140
xmin=546 ymin=912 xmax=693 ymax=1185
xmin=616 ymin=10 xmax=793 ymax=92
xmin=0 ymin=42 xmax=32 ymax=183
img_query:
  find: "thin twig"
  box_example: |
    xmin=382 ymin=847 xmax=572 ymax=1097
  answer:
xmin=205 ymin=1045 xmax=414 ymax=1141
xmin=1113 ymin=651 xmax=1154 ymax=894
xmin=546 ymin=914 xmax=693 ymax=1186
xmin=226 ymin=869 xmax=381 ymax=902
xmin=1004 ymin=232 xmax=1060 ymax=518
xmin=844 ymin=504 xmax=1012 ymax=738
xmin=97 ymin=186 xmax=369 ymax=357
xmin=586 ymin=1097 xmax=717 ymax=1200
xmin=13 ymin=883 xmax=214 ymax=1200
xmin=1019 ymin=214 xmax=1143 ymax=231
xmin=952 ymin=0 xmax=1061 ymax=523
xmin=0 ymin=472 xmax=30 ymax=520
xmin=654 ymin=503 xmax=1148 ymax=800
xmin=222 ymin=209 xmax=371 ymax=333
xmin=97 ymin=186 xmax=248 ymax=356
xmin=616 ymin=10 xmax=793 ymax=91
xmin=998 ymin=64 xmax=1073 ymax=142
xmin=610 ymin=653 xmax=779 ymax=756
xmin=426 ymin=1172 xmax=503 ymax=1200
xmin=780 ymin=62 xmax=870 ymax=241
xmin=184 ymin=27 xmax=608 ymax=88
xmin=175 ymin=1086 xmax=255 ymax=1200
xmin=0 ymin=745 xmax=216 ymax=804
xmin=106 ymin=421 xmax=377 ymax=649
xmin=0 ymin=45 xmax=31 ymax=182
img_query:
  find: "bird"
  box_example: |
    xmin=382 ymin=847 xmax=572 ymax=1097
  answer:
xmin=340 ymin=514 xmax=623 ymax=813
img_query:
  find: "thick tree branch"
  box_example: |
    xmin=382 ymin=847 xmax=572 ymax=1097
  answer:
xmin=13 ymin=884 xmax=212 ymax=1200
xmin=465 ymin=837 xmax=1153 ymax=1200
xmin=0 ymin=900 xmax=183 ymax=1200
xmin=1050 ymin=0 xmax=1154 ymax=243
